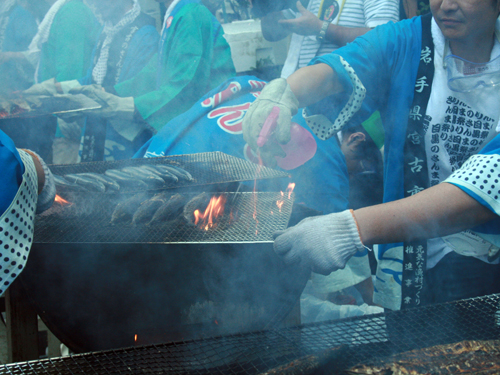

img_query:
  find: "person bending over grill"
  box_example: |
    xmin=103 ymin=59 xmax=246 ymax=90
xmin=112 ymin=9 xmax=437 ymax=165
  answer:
xmin=67 ymin=0 xmax=236 ymax=159
xmin=0 ymin=129 xmax=55 ymax=296
xmin=242 ymin=0 xmax=500 ymax=310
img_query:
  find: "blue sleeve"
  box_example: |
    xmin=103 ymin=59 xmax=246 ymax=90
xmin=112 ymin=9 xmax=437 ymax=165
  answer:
xmin=446 ymin=134 xmax=500 ymax=236
xmin=306 ymin=17 xmax=421 ymax=132
xmin=0 ymin=130 xmax=24 ymax=215
xmin=118 ymin=25 xmax=160 ymax=83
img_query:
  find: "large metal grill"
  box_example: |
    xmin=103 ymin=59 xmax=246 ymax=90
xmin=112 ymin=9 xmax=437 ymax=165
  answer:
xmin=34 ymin=191 xmax=294 ymax=243
xmin=48 ymin=152 xmax=289 ymax=193
xmin=3 ymin=294 xmax=500 ymax=374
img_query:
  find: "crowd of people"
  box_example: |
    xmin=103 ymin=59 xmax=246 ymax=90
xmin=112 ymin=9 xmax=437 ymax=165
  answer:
xmin=0 ymin=0 xmax=498 ymax=324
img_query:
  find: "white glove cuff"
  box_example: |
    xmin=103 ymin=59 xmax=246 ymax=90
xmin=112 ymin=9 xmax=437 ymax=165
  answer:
xmin=59 ymin=80 xmax=81 ymax=94
xmin=326 ymin=209 xmax=366 ymax=263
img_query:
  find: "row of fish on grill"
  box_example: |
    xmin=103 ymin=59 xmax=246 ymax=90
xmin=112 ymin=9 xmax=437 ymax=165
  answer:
xmin=111 ymin=192 xmax=211 ymax=226
xmin=53 ymin=164 xmax=194 ymax=192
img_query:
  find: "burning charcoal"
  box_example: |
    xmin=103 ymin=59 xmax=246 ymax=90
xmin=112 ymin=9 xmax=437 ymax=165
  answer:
xmin=140 ymin=165 xmax=179 ymax=184
xmin=120 ymin=167 xmax=166 ymax=188
xmin=104 ymin=169 xmax=149 ymax=190
xmin=74 ymin=173 xmax=120 ymax=192
xmin=182 ymin=192 xmax=211 ymax=225
xmin=132 ymin=192 xmax=170 ymax=225
xmin=259 ymin=345 xmax=348 ymax=375
xmin=148 ymin=193 xmax=186 ymax=225
xmin=155 ymin=165 xmax=194 ymax=182
xmin=347 ymin=340 xmax=500 ymax=375
xmin=110 ymin=193 xmax=148 ymax=224
xmin=64 ymin=174 xmax=106 ymax=192
xmin=53 ymin=174 xmax=88 ymax=192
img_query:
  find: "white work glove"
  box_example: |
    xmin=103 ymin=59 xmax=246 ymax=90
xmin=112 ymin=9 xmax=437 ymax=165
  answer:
xmin=69 ymin=84 xmax=135 ymax=120
xmin=242 ymin=78 xmax=299 ymax=166
xmin=20 ymin=150 xmax=56 ymax=214
xmin=273 ymin=210 xmax=366 ymax=275
xmin=58 ymin=79 xmax=81 ymax=94
xmin=23 ymin=78 xmax=58 ymax=96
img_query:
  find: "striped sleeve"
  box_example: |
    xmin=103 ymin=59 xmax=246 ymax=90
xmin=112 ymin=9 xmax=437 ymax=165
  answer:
xmin=363 ymin=0 xmax=400 ymax=27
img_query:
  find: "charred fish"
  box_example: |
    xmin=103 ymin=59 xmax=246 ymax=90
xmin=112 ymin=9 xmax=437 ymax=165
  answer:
xmin=104 ymin=169 xmax=149 ymax=190
xmin=74 ymin=173 xmax=120 ymax=192
xmin=132 ymin=192 xmax=170 ymax=225
xmin=110 ymin=193 xmax=148 ymax=224
xmin=64 ymin=174 xmax=106 ymax=192
xmin=149 ymin=193 xmax=186 ymax=224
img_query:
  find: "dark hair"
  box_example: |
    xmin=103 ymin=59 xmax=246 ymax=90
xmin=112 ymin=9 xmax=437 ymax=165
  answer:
xmin=341 ymin=125 xmax=382 ymax=174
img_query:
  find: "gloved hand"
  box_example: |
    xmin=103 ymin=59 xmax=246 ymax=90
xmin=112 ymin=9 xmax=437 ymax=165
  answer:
xmin=19 ymin=149 xmax=56 ymax=214
xmin=242 ymin=78 xmax=299 ymax=166
xmin=69 ymin=84 xmax=135 ymax=120
xmin=23 ymin=78 xmax=58 ymax=96
xmin=273 ymin=210 xmax=366 ymax=275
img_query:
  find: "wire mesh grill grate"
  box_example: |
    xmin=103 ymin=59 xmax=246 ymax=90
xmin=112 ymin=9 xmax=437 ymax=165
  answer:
xmin=49 ymin=152 xmax=288 ymax=194
xmin=34 ymin=192 xmax=294 ymax=243
xmin=3 ymin=294 xmax=500 ymax=374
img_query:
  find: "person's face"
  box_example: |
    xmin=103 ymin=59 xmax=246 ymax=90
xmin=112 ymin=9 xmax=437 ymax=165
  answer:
xmin=431 ymin=0 xmax=500 ymax=43
xmin=340 ymin=132 xmax=366 ymax=175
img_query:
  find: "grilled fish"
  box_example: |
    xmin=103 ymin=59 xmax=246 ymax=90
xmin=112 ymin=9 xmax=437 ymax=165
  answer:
xmin=110 ymin=193 xmax=148 ymax=224
xmin=53 ymin=174 xmax=87 ymax=191
xmin=347 ymin=340 xmax=500 ymax=375
xmin=64 ymin=174 xmax=106 ymax=192
xmin=140 ymin=165 xmax=179 ymax=184
xmin=132 ymin=192 xmax=170 ymax=225
xmin=120 ymin=166 xmax=166 ymax=188
xmin=74 ymin=173 xmax=120 ymax=192
xmin=182 ymin=192 xmax=211 ymax=224
xmin=156 ymin=165 xmax=194 ymax=182
xmin=149 ymin=193 xmax=186 ymax=224
xmin=104 ymin=169 xmax=149 ymax=190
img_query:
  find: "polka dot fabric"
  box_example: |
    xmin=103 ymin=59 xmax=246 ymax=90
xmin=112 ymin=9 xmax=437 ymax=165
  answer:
xmin=445 ymin=154 xmax=500 ymax=215
xmin=0 ymin=150 xmax=39 ymax=296
xmin=304 ymin=56 xmax=366 ymax=141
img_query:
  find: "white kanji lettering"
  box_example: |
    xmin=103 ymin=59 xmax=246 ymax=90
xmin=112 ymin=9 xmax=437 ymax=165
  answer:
xmin=409 ymin=157 xmax=424 ymax=173
xmin=407 ymin=185 xmax=424 ymax=196
xmin=421 ymin=46 xmax=432 ymax=64
xmin=409 ymin=105 xmax=422 ymax=121
xmin=407 ymin=131 xmax=421 ymax=145
xmin=415 ymin=76 xmax=429 ymax=93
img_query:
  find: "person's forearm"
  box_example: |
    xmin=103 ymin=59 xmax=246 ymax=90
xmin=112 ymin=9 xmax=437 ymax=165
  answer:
xmin=286 ymin=63 xmax=343 ymax=108
xmin=353 ymin=182 xmax=497 ymax=245
xmin=325 ymin=25 xmax=372 ymax=47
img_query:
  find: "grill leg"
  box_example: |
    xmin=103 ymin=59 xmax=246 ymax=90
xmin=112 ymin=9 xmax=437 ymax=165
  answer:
xmin=5 ymin=278 xmax=39 ymax=362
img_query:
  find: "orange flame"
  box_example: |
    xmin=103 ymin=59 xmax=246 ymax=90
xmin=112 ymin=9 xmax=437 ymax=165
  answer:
xmin=193 ymin=195 xmax=227 ymax=231
xmin=276 ymin=182 xmax=295 ymax=212
xmin=134 ymin=334 xmax=138 ymax=342
xmin=54 ymin=194 xmax=72 ymax=206
xmin=286 ymin=183 xmax=296 ymax=199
